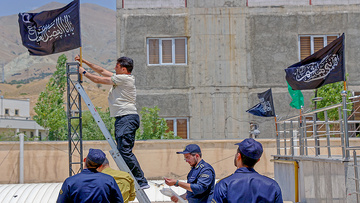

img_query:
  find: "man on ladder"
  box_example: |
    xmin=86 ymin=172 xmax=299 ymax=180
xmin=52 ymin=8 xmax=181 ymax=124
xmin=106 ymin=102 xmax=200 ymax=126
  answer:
xmin=75 ymin=55 xmax=150 ymax=190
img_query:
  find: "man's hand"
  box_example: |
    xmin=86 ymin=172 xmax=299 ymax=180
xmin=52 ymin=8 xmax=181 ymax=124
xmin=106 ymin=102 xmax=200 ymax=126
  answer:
xmin=170 ymin=195 xmax=179 ymax=202
xmin=79 ymin=66 xmax=86 ymax=74
xmin=164 ymin=177 xmax=176 ymax=186
xmin=74 ymin=55 xmax=80 ymax=62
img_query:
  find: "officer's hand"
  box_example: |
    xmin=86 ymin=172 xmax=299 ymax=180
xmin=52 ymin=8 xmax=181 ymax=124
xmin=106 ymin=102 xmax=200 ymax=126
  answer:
xmin=74 ymin=55 xmax=80 ymax=61
xmin=164 ymin=177 xmax=176 ymax=186
xmin=171 ymin=195 xmax=179 ymax=202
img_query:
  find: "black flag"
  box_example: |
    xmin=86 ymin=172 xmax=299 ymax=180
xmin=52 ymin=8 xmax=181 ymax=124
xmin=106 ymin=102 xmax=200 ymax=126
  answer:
xmin=246 ymin=89 xmax=275 ymax=117
xmin=18 ymin=0 xmax=81 ymax=56
xmin=285 ymin=34 xmax=345 ymax=90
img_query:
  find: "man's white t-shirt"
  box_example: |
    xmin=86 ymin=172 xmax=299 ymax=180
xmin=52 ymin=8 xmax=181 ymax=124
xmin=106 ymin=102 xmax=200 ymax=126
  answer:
xmin=108 ymin=74 xmax=138 ymax=117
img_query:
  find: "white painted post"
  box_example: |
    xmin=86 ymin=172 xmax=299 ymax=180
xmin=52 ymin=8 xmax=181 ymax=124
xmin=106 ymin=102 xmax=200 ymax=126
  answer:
xmin=19 ymin=133 xmax=24 ymax=184
xmin=35 ymin=129 xmax=39 ymax=141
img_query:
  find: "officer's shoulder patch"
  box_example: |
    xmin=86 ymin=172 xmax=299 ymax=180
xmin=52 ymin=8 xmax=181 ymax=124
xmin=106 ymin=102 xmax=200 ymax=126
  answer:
xmin=216 ymin=174 xmax=233 ymax=183
xmin=200 ymin=173 xmax=210 ymax=178
xmin=59 ymin=189 xmax=63 ymax=195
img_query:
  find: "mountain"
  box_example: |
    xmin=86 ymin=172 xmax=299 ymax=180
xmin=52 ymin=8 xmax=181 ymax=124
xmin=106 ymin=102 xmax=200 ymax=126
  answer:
xmin=0 ymin=2 xmax=117 ymax=82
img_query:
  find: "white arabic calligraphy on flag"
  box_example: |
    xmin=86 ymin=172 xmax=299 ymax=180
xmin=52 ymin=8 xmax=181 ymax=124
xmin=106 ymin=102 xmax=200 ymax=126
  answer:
xmin=293 ymin=54 xmax=339 ymax=83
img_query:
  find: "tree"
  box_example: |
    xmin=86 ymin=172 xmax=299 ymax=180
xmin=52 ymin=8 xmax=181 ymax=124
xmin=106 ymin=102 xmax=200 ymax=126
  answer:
xmin=33 ymin=54 xmax=67 ymax=140
xmin=74 ymin=107 xmax=115 ymax=140
xmin=135 ymin=106 xmax=179 ymax=140
xmin=311 ymin=78 xmax=352 ymax=121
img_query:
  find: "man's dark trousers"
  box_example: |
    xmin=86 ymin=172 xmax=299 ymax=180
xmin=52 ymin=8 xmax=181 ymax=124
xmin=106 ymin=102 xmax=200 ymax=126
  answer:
xmin=115 ymin=114 xmax=147 ymax=186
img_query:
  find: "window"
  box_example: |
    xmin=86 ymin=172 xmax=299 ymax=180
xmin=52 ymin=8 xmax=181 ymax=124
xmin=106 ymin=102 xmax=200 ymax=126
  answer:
xmin=147 ymin=37 xmax=187 ymax=65
xmin=30 ymin=132 xmax=34 ymax=138
xmin=15 ymin=109 xmax=19 ymax=116
xmin=299 ymin=35 xmax=339 ymax=60
xmin=165 ymin=117 xmax=189 ymax=139
xmin=5 ymin=108 xmax=9 ymax=115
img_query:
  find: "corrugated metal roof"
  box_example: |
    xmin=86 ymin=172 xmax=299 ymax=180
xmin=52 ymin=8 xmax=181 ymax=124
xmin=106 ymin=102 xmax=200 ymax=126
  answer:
xmin=0 ymin=183 xmax=62 ymax=203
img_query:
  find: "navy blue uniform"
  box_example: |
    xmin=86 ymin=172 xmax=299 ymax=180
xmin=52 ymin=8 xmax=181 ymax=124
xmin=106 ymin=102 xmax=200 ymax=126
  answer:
xmin=57 ymin=169 xmax=123 ymax=203
xmin=186 ymin=159 xmax=215 ymax=203
xmin=212 ymin=167 xmax=283 ymax=203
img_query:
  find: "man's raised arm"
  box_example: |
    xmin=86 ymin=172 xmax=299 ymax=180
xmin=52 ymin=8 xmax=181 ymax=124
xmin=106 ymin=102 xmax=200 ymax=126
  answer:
xmin=75 ymin=55 xmax=113 ymax=77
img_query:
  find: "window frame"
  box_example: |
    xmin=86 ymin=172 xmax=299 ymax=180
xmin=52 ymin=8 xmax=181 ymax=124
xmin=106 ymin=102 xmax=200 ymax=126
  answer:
xmin=298 ymin=34 xmax=339 ymax=60
xmin=164 ymin=117 xmax=189 ymax=139
xmin=147 ymin=37 xmax=188 ymax=66
xmin=15 ymin=109 xmax=19 ymax=116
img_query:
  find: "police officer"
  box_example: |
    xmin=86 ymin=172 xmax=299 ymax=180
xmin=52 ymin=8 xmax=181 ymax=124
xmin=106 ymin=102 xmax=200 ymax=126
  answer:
xmin=211 ymin=138 xmax=283 ymax=203
xmin=164 ymin=144 xmax=215 ymax=203
xmin=57 ymin=148 xmax=123 ymax=203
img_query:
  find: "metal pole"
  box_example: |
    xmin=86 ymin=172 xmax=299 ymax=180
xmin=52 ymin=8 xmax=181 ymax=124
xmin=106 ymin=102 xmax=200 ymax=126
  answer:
xmin=324 ymin=111 xmax=331 ymax=158
xmin=19 ymin=133 xmax=24 ymax=184
xmin=314 ymin=114 xmax=320 ymax=156
xmin=283 ymin=123 xmax=287 ymax=155
xmin=275 ymin=116 xmax=280 ymax=155
xmin=339 ymin=107 xmax=345 ymax=159
xmin=1 ymin=66 xmax=4 ymax=83
xmin=299 ymin=116 xmax=304 ymax=156
xmin=1 ymin=95 xmax=3 ymax=118
xmin=341 ymin=91 xmax=350 ymax=160
xmin=290 ymin=120 xmax=294 ymax=156
xmin=276 ymin=121 xmax=280 ymax=155
xmin=303 ymin=116 xmax=308 ymax=156
xmin=354 ymin=150 xmax=360 ymax=202
xmin=314 ymin=89 xmax=320 ymax=156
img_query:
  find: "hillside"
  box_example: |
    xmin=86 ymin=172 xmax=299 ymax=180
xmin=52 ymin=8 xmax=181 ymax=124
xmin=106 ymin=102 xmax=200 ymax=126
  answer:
xmin=0 ymin=78 xmax=109 ymax=117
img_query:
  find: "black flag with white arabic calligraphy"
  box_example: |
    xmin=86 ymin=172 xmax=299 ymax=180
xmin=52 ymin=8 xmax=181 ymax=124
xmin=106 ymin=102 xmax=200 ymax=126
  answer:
xmin=285 ymin=33 xmax=345 ymax=90
xmin=246 ymin=89 xmax=276 ymax=117
xmin=18 ymin=0 xmax=81 ymax=56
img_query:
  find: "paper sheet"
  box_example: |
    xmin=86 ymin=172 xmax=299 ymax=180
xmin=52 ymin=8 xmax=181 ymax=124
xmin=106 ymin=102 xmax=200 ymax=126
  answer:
xmin=160 ymin=188 xmax=186 ymax=203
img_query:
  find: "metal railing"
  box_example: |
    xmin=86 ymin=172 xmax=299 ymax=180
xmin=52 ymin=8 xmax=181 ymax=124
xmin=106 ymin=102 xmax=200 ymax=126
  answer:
xmin=349 ymin=148 xmax=360 ymax=201
xmin=275 ymin=92 xmax=360 ymax=160
xmin=246 ymin=0 xmax=359 ymax=7
xmin=275 ymin=92 xmax=360 ymax=199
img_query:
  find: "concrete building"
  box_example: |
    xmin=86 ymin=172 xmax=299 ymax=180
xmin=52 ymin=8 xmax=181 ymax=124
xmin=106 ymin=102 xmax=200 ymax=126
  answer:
xmin=116 ymin=0 xmax=360 ymax=139
xmin=0 ymin=98 xmax=45 ymax=140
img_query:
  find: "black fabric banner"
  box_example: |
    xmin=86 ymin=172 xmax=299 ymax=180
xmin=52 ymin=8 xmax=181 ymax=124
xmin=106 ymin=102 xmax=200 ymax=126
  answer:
xmin=246 ymin=89 xmax=275 ymax=117
xmin=18 ymin=0 xmax=81 ymax=56
xmin=285 ymin=34 xmax=345 ymax=90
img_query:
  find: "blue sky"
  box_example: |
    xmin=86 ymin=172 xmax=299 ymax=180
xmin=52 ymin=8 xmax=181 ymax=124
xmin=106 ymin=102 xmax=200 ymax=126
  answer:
xmin=0 ymin=0 xmax=116 ymax=17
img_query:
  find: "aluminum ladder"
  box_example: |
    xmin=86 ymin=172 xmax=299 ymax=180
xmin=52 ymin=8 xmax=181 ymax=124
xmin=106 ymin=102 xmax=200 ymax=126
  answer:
xmin=74 ymin=82 xmax=151 ymax=203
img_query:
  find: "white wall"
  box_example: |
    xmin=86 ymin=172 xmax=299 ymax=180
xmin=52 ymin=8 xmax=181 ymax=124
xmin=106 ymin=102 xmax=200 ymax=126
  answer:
xmin=0 ymin=98 xmax=30 ymax=119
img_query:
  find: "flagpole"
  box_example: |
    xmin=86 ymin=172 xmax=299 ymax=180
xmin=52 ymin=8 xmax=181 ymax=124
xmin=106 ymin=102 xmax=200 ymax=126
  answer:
xmin=299 ymin=107 xmax=303 ymax=155
xmin=80 ymin=47 xmax=83 ymax=82
xmin=343 ymin=33 xmax=346 ymax=92
xmin=275 ymin=116 xmax=279 ymax=137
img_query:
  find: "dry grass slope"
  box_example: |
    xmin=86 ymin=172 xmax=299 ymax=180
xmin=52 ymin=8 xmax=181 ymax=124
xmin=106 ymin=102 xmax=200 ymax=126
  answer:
xmin=0 ymin=77 xmax=109 ymax=118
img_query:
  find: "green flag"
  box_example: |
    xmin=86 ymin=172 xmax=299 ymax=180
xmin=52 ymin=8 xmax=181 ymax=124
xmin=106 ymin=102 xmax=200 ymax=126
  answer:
xmin=287 ymin=82 xmax=304 ymax=109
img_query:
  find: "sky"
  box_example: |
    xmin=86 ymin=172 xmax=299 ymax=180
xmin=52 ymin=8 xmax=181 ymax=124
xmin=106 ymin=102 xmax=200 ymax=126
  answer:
xmin=0 ymin=0 xmax=116 ymax=17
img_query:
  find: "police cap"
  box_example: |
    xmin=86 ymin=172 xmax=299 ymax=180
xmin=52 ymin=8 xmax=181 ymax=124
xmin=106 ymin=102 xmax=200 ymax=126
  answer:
xmin=87 ymin=148 xmax=106 ymax=164
xmin=235 ymin=138 xmax=263 ymax=159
